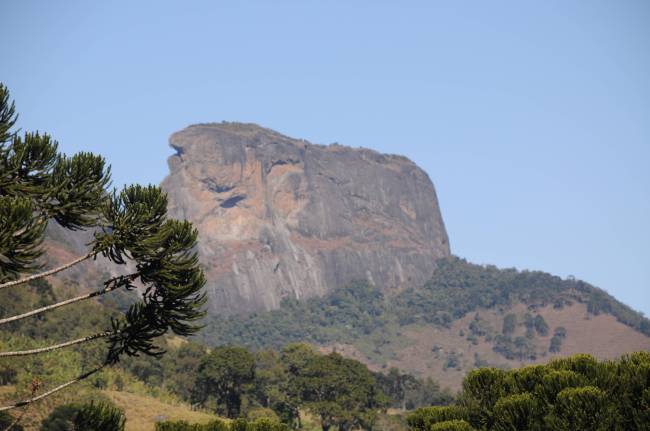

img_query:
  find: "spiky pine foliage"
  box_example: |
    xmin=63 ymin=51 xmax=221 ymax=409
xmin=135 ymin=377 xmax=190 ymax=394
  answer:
xmin=0 ymin=83 xmax=206 ymax=410
xmin=74 ymin=401 xmax=126 ymax=431
xmin=0 ymin=84 xmax=110 ymax=280
xmin=97 ymin=186 xmax=206 ymax=362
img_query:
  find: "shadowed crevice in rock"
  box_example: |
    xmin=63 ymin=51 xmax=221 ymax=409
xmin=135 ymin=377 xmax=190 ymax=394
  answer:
xmin=220 ymin=195 xmax=246 ymax=208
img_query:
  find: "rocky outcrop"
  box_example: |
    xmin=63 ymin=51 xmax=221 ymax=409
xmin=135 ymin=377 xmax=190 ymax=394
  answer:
xmin=161 ymin=123 xmax=450 ymax=315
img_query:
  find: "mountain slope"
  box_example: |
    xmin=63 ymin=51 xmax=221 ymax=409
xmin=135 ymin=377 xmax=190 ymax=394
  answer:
xmin=200 ymin=257 xmax=650 ymax=390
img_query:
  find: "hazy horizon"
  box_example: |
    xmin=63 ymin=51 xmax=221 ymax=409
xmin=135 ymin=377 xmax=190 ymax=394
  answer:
xmin=2 ymin=1 xmax=648 ymax=315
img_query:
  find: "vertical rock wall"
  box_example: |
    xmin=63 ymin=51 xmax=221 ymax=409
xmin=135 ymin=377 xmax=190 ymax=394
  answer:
xmin=161 ymin=123 xmax=450 ymax=315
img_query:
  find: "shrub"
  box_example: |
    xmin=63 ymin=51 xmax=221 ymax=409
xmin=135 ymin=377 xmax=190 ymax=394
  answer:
xmin=548 ymin=335 xmax=562 ymax=353
xmin=0 ymin=412 xmax=23 ymax=431
xmin=229 ymin=419 xmax=248 ymax=431
xmin=42 ymin=401 xmax=125 ymax=431
xmin=553 ymin=327 xmax=566 ymax=338
xmin=41 ymin=404 xmax=80 ymax=431
xmin=533 ymin=315 xmax=549 ymax=336
xmin=501 ymin=314 xmax=516 ymax=336
xmin=428 ymin=419 xmax=475 ymax=431
xmin=74 ymin=401 xmax=125 ymax=431
xmin=155 ymin=420 xmax=228 ymax=431
xmin=247 ymin=418 xmax=291 ymax=431
xmin=406 ymin=405 xmax=468 ymax=430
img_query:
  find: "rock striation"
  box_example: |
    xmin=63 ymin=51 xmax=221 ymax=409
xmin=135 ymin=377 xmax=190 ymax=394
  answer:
xmin=161 ymin=122 xmax=450 ymax=315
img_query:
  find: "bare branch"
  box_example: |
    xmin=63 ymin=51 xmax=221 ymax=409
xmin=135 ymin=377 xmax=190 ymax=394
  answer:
xmin=0 ymin=273 xmax=137 ymax=326
xmin=0 ymin=251 xmax=94 ymax=290
xmin=0 ymin=365 xmax=105 ymax=412
xmin=0 ymin=331 xmax=114 ymax=357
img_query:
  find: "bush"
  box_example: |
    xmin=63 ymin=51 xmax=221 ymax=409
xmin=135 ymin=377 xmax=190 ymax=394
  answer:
xmin=41 ymin=404 xmax=82 ymax=431
xmin=428 ymin=420 xmax=475 ymax=431
xmin=248 ymin=418 xmax=291 ymax=431
xmin=156 ymin=420 xmax=228 ymax=431
xmin=229 ymin=419 xmax=248 ymax=431
xmin=406 ymin=405 xmax=468 ymax=430
xmin=42 ymin=401 xmax=125 ymax=431
xmin=155 ymin=419 xmax=289 ymax=431
xmin=0 ymin=412 xmax=23 ymax=431
xmin=501 ymin=314 xmax=516 ymax=336
xmin=533 ymin=315 xmax=549 ymax=336
xmin=74 ymin=401 xmax=125 ymax=431
xmin=548 ymin=335 xmax=562 ymax=353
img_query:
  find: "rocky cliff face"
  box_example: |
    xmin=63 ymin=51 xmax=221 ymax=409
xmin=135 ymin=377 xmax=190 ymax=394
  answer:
xmin=161 ymin=123 xmax=450 ymax=315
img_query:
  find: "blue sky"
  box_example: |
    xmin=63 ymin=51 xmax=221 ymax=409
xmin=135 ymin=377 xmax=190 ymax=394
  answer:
xmin=2 ymin=1 xmax=649 ymax=315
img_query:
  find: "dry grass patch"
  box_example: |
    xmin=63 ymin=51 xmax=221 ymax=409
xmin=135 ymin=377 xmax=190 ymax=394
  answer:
xmin=104 ymin=390 xmax=219 ymax=431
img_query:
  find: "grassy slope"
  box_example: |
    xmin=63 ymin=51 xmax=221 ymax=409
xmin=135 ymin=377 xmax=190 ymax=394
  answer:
xmin=0 ymin=385 xmax=220 ymax=431
xmin=321 ymin=302 xmax=650 ymax=390
xmin=104 ymin=390 xmax=219 ymax=431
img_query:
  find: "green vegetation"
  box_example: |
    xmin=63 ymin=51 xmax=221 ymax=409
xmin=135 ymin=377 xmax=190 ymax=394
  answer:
xmin=156 ymin=418 xmax=290 ymax=431
xmin=42 ymin=400 xmax=126 ymax=431
xmin=0 ymin=82 xmax=206 ymax=412
xmin=0 ymin=411 xmax=23 ymax=431
xmin=1 ymin=81 xmax=647 ymax=430
xmin=201 ymin=257 xmax=650 ymax=362
xmin=376 ymin=368 xmax=454 ymax=410
xmin=285 ymin=347 xmax=387 ymax=430
xmin=549 ymin=327 xmax=567 ymax=354
xmin=407 ymin=352 xmax=650 ymax=430
xmin=501 ymin=314 xmax=516 ymax=336
xmin=0 ymin=276 xmax=439 ymax=429
xmin=193 ymin=346 xmax=257 ymax=418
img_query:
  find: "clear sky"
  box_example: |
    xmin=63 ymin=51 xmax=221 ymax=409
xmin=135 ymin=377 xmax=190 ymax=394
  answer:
xmin=2 ymin=1 xmax=649 ymax=315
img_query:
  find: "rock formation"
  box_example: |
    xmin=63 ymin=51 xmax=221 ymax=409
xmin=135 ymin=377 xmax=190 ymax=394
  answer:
xmin=161 ymin=123 xmax=450 ymax=315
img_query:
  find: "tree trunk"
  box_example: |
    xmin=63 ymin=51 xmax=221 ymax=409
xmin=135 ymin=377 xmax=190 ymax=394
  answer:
xmin=321 ymin=416 xmax=333 ymax=431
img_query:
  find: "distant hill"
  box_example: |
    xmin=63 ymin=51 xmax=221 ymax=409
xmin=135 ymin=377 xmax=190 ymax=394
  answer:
xmin=200 ymin=257 xmax=650 ymax=390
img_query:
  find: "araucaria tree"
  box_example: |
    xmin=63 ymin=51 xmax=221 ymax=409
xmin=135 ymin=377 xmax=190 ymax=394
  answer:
xmin=0 ymin=83 xmax=206 ymax=411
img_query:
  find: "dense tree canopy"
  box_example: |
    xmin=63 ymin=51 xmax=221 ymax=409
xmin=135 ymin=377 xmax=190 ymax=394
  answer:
xmin=407 ymin=352 xmax=650 ymax=431
xmin=193 ymin=346 xmax=256 ymax=418
xmin=285 ymin=347 xmax=389 ymax=431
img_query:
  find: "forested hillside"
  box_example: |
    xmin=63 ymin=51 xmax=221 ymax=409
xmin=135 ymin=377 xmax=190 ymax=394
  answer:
xmin=201 ymin=257 xmax=650 ymax=388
